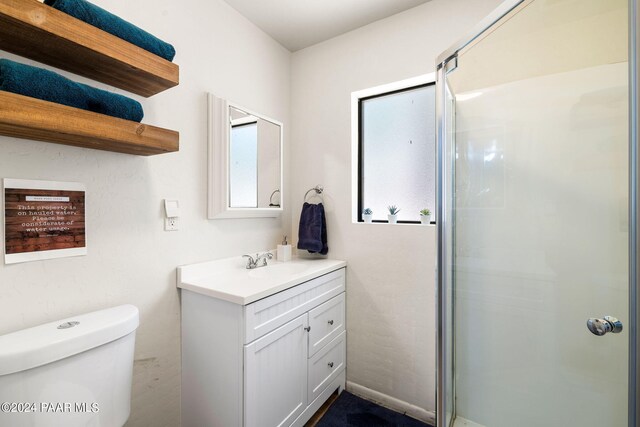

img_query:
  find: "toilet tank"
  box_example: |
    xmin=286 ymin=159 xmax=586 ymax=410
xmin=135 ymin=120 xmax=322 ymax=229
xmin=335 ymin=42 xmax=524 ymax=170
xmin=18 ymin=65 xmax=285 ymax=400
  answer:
xmin=0 ymin=305 xmax=139 ymax=427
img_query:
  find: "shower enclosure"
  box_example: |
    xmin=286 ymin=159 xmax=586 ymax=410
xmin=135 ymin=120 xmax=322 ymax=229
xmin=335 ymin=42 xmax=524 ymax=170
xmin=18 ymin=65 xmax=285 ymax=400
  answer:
xmin=436 ymin=0 xmax=639 ymax=426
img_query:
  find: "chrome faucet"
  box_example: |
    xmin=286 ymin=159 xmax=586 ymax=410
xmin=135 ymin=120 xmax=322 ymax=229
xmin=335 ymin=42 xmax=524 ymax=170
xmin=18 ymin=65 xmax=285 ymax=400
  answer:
xmin=243 ymin=252 xmax=273 ymax=269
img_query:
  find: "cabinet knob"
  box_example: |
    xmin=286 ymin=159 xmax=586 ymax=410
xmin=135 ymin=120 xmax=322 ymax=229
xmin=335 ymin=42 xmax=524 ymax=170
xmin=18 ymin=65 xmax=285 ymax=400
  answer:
xmin=328 ymin=362 xmax=334 ymax=368
xmin=327 ymin=320 xmax=334 ymax=325
xmin=304 ymin=326 xmax=311 ymax=332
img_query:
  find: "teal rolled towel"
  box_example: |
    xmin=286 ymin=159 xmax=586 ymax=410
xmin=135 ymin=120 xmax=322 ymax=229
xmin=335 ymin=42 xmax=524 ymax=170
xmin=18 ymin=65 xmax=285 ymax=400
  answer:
xmin=44 ymin=0 xmax=176 ymax=62
xmin=0 ymin=59 xmax=144 ymax=122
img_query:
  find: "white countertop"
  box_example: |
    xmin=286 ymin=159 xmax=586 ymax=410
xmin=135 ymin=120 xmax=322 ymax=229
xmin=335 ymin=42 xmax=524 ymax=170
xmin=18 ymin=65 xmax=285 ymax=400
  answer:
xmin=177 ymin=255 xmax=346 ymax=305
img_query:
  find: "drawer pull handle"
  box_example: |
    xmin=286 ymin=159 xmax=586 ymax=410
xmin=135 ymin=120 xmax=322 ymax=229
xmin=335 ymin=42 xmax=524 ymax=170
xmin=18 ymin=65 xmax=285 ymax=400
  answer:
xmin=328 ymin=320 xmax=334 ymax=325
xmin=328 ymin=362 xmax=334 ymax=368
xmin=304 ymin=326 xmax=311 ymax=332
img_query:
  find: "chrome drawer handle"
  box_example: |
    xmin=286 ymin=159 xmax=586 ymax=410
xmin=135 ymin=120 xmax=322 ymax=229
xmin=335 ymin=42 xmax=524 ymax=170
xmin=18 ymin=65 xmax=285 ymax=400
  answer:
xmin=304 ymin=326 xmax=311 ymax=332
xmin=328 ymin=320 xmax=334 ymax=325
xmin=328 ymin=362 xmax=334 ymax=368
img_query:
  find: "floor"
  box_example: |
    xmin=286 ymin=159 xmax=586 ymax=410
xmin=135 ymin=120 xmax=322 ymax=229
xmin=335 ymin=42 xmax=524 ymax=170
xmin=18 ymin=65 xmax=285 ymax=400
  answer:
xmin=305 ymin=390 xmax=341 ymax=427
xmin=306 ymin=391 xmax=433 ymax=427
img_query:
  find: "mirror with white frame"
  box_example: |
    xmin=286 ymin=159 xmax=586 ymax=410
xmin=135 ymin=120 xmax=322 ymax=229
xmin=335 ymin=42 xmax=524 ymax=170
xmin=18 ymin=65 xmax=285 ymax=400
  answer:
xmin=208 ymin=93 xmax=283 ymax=219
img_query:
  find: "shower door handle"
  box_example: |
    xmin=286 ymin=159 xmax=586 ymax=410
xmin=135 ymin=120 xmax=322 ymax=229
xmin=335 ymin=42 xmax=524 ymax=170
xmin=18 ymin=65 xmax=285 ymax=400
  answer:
xmin=586 ymin=316 xmax=623 ymax=336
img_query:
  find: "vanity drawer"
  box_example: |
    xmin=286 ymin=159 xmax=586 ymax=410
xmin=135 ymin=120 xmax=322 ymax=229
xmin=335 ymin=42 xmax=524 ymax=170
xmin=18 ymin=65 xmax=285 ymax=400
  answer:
xmin=308 ymin=331 xmax=345 ymax=403
xmin=244 ymin=268 xmax=345 ymax=343
xmin=308 ymin=293 xmax=345 ymax=358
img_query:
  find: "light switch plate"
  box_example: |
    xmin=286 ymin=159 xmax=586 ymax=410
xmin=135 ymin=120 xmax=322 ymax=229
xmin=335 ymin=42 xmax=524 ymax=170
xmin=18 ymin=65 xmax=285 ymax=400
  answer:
xmin=164 ymin=199 xmax=180 ymax=217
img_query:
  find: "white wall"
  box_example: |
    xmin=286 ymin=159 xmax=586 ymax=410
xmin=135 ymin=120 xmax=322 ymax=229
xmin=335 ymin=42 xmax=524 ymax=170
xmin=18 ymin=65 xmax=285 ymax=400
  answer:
xmin=290 ymin=0 xmax=503 ymax=419
xmin=0 ymin=1 xmax=290 ymax=426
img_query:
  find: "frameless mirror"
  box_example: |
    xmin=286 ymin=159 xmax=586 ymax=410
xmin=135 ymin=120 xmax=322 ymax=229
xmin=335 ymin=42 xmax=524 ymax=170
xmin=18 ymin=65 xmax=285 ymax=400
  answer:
xmin=208 ymin=93 xmax=283 ymax=219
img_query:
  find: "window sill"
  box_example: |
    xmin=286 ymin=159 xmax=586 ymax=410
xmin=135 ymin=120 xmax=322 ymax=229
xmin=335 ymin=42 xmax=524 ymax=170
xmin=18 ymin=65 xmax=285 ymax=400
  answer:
xmin=354 ymin=221 xmax=436 ymax=226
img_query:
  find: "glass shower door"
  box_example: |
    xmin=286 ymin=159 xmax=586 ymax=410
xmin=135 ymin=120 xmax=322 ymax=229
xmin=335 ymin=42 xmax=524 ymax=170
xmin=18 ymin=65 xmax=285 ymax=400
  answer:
xmin=437 ymin=0 xmax=630 ymax=426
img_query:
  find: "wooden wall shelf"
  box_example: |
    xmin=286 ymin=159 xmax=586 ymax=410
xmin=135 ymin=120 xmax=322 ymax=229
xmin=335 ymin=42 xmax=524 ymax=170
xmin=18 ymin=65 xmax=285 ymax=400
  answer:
xmin=0 ymin=92 xmax=179 ymax=156
xmin=0 ymin=0 xmax=179 ymax=97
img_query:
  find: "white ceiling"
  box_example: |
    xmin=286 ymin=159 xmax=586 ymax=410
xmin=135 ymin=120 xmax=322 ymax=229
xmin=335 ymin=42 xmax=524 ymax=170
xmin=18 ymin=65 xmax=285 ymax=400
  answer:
xmin=222 ymin=0 xmax=431 ymax=52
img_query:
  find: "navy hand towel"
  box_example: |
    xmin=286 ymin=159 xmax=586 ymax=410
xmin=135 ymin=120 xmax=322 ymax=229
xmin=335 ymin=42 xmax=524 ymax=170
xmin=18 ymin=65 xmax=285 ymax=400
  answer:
xmin=44 ymin=0 xmax=176 ymax=62
xmin=0 ymin=59 xmax=144 ymax=122
xmin=297 ymin=202 xmax=328 ymax=255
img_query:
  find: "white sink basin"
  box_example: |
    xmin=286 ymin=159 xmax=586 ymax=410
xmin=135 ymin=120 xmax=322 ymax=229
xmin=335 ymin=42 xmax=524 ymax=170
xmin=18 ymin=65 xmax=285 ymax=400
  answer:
xmin=248 ymin=262 xmax=309 ymax=279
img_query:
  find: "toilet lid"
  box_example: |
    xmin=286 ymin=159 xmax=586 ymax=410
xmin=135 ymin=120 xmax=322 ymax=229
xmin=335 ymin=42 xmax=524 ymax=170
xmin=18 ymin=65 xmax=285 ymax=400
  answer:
xmin=0 ymin=304 xmax=139 ymax=376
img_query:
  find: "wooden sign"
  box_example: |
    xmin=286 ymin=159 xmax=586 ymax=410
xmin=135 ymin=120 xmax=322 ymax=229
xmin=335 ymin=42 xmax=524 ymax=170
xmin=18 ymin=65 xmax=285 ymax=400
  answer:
xmin=4 ymin=179 xmax=86 ymax=264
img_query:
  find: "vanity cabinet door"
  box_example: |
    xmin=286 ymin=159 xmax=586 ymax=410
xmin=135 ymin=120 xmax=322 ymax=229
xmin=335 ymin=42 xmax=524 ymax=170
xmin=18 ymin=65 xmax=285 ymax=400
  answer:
xmin=244 ymin=314 xmax=308 ymax=427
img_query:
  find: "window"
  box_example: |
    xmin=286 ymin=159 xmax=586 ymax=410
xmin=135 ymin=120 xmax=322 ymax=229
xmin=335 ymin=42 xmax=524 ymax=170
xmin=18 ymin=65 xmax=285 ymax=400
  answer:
xmin=354 ymin=77 xmax=436 ymax=223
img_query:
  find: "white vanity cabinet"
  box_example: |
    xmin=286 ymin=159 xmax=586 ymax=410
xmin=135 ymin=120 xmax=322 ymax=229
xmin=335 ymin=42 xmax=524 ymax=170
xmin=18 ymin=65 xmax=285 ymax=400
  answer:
xmin=180 ymin=263 xmax=346 ymax=427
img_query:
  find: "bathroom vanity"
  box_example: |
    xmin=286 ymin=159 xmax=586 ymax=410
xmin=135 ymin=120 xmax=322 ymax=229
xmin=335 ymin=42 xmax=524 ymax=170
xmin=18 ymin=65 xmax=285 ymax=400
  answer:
xmin=177 ymin=256 xmax=346 ymax=427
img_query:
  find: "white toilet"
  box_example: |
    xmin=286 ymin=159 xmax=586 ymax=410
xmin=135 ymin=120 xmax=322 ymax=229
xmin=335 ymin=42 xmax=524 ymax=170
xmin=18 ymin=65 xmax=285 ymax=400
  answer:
xmin=0 ymin=304 xmax=139 ymax=427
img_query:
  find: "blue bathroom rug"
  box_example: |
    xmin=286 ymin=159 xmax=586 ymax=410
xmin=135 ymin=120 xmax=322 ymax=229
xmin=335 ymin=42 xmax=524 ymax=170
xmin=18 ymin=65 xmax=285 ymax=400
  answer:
xmin=316 ymin=391 xmax=433 ymax=427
